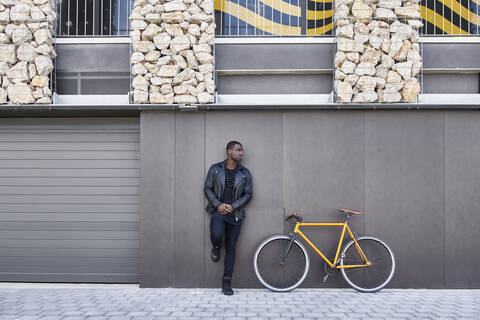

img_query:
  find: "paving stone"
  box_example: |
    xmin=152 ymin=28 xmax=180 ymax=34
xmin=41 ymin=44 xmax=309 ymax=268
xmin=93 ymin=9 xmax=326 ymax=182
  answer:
xmin=459 ymin=313 xmax=480 ymax=317
xmin=126 ymin=312 xmax=149 ymax=317
xmin=236 ymin=312 xmax=258 ymax=317
xmin=214 ymin=312 xmax=237 ymax=317
xmin=169 ymin=311 xmax=193 ymax=317
xmin=104 ymin=312 xmax=126 ymax=316
xmin=0 ymin=288 xmax=478 ymax=319
xmin=326 ymin=312 xmax=349 ymax=318
xmin=148 ymin=311 xmax=171 ymax=316
xmin=62 ymin=311 xmax=85 ymax=316
xmin=192 ymin=312 xmax=214 ymax=317
xmin=303 ymin=312 xmax=329 ymax=317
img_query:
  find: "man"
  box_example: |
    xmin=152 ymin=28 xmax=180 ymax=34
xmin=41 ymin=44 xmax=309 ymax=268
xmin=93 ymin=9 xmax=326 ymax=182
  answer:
xmin=204 ymin=141 xmax=253 ymax=295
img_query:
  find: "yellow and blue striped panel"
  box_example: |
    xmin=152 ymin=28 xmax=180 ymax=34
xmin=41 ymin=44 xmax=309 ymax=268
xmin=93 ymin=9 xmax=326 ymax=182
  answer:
xmin=214 ymin=0 xmax=479 ymax=35
xmin=420 ymin=0 xmax=480 ymax=34
xmin=306 ymin=0 xmax=333 ymax=35
xmin=214 ymin=0 xmax=302 ymax=35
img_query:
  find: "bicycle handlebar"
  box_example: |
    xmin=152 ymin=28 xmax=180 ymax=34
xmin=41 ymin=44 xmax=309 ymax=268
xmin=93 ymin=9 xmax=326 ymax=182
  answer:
xmin=285 ymin=212 xmax=302 ymax=222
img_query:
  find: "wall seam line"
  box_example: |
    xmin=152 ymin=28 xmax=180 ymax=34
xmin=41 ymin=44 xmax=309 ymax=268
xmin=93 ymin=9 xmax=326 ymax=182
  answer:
xmin=363 ymin=111 xmax=366 ymax=234
xmin=443 ymin=111 xmax=446 ymax=288
xmin=173 ymin=112 xmax=176 ymax=288
xmin=283 ymin=112 xmax=286 ymax=234
xmin=139 ymin=115 xmax=145 ymax=287
xmin=203 ymin=112 xmax=207 ymax=288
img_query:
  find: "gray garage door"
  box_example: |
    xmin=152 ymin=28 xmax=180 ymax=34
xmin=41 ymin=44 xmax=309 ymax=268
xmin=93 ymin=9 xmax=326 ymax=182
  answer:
xmin=0 ymin=118 xmax=139 ymax=283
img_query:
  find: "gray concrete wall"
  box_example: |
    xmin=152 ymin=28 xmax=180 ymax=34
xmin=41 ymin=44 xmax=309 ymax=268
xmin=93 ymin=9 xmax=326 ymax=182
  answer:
xmin=215 ymin=42 xmax=480 ymax=94
xmin=140 ymin=110 xmax=480 ymax=289
xmin=55 ymin=42 xmax=480 ymax=95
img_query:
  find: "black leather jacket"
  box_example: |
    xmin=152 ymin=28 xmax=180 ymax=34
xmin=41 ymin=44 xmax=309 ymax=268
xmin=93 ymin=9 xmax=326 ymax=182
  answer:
xmin=204 ymin=161 xmax=253 ymax=221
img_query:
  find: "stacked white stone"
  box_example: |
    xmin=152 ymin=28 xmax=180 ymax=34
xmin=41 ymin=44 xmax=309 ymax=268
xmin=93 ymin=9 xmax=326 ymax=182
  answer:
xmin=131 ymin=0 xmax=215 ymax=104
xmin=334 ymin=0 xmax=422 ymax=103
xmin=0 ymin=0 xmax=56 ymax=104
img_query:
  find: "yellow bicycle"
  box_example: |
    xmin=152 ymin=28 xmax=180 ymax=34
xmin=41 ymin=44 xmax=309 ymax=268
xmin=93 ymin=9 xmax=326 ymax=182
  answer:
xmin=253 ymin=209 xmax=395 ymax=293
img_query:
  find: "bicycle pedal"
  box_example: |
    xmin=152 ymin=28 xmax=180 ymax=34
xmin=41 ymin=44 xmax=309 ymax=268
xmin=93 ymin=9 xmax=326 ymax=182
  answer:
xmin=322 ymin=274 xmax=329 ymax=283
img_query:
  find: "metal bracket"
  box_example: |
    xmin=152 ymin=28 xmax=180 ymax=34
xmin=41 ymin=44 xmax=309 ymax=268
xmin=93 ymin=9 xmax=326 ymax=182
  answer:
xmin=178 ymin=104 xmax=199 ymax=112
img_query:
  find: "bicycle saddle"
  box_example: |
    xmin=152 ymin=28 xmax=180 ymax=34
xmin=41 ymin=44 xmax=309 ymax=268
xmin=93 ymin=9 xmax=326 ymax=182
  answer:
xmin=339 ymin=208 xmax=363 ymax=215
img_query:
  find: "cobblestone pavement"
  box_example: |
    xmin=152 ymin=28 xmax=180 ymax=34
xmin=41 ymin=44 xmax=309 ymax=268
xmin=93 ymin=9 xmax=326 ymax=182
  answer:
xmin=0 ymin=285 xmax=479 ymax=320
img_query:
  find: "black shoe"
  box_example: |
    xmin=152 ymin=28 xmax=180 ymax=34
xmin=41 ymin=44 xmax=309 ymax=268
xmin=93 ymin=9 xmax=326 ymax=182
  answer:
xmin=222 ymin=276 xmax=233 ymax=295
xmin=211 ymin=246 xmax=220 ymax=262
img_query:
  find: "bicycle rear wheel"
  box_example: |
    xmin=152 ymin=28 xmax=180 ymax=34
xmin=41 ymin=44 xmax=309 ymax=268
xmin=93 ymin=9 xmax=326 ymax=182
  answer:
xmin=253 ymin=235 xmax=310 ymax=292
xmin=340 ymin=236 xmax=395 ymax=293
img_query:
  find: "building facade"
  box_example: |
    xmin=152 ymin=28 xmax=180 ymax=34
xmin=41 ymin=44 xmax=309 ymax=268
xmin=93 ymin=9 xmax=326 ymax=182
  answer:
xmin=0 ymin=0 xmax=479 ymax=289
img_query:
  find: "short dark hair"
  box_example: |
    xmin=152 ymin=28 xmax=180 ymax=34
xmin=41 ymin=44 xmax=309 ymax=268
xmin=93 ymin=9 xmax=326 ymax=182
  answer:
xmin=226 ymin=140 xmax=242 ymax=151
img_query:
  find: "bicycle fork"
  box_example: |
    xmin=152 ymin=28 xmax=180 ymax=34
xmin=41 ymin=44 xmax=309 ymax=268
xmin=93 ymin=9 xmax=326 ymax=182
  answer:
xmin=280 ymin=233 xmax=297 ymax=264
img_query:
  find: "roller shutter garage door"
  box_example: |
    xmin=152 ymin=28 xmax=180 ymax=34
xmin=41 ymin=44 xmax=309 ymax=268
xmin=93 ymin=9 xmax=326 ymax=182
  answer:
xmin=0 ymin=118 xmax=139 ymax=283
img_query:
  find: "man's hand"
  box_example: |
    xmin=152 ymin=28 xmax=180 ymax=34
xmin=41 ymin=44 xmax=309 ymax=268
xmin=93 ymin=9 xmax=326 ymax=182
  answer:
xmin=224 ymin=204 xmax=234 ymax=214
xmin=216 ymin=203 xmax=228 ymax=215
xmin=217 ymin=203 xmax=234 ymax=215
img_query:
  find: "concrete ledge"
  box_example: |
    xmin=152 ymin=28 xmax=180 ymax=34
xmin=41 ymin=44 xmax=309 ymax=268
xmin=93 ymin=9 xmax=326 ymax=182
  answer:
xmin=0 ymin=94 xmax=477 ymax=115
xmin=51 ymin=93 xmax=480 ymax=106
xmin=217 ymin=68 xmax=480 ymax=75
xmin=54 ymin=94 xmax=130 ymax=105
xmin=54 ymin=36 xmax=480 ymax=45
xmin=55 ymin=37 xmax=132 ymax=44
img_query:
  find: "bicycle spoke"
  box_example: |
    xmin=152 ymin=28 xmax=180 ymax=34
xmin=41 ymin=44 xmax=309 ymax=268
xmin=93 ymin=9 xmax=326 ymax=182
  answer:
xmin=254 ymin=237 xmax=309 ymax=292
xmin=340 ymin=237 xmax=395 ymax=292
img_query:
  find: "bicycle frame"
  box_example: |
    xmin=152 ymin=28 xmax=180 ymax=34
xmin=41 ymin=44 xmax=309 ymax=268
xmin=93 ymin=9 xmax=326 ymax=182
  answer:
xmin=293 ymin=221 xmax=370 ymax=269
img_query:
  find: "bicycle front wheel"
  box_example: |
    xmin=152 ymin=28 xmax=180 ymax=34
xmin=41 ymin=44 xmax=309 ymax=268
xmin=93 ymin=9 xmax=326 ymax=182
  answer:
xmin=340 ymin=236 xmax=395 ymax=293
xmin=253 ymin=235 xmax=310 ymax=292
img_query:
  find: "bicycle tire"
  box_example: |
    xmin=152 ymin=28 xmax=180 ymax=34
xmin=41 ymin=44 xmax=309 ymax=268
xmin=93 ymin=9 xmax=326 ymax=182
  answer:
xmin=253 ymin=235 xmax=310 ymax=292
xmin=340 ymin=236 xmax=395 ymax=293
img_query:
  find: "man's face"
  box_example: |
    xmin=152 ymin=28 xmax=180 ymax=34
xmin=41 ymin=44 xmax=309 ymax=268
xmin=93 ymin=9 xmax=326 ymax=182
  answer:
xmin=228 ymin=144 xmax=243 ymax=162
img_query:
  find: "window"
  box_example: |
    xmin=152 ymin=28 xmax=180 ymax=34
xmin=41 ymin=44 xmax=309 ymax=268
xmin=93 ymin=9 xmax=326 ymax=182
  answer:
xmin=55 ymin=0 xmax=479 ymax=37
xmin=420 ymin=0 xmax=480 ymax=35
xmin=57 ymin=0 xmax=134 ymax=36
xmin=214 ymin=0 xmax=480 ymax=36
xmin=214 ymin=0 xmax=333 ymax=36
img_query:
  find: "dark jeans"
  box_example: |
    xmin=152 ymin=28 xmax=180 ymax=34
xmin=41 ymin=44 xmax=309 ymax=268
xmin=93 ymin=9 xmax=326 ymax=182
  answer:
xmin=210 ymin=213 xmax=242 ymax=277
